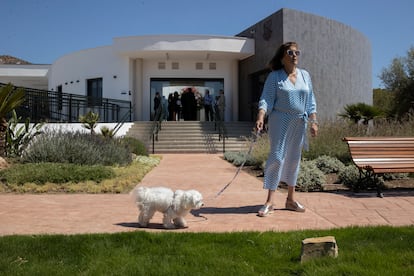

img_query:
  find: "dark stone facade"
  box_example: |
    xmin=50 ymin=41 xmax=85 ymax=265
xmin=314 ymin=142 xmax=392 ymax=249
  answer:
xmin=237 ymin=8 xmax=371 ymax=121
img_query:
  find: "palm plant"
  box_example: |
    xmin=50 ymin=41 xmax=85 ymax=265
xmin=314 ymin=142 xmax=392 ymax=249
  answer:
xmin=0 ymin=83 xmax=25 ymax=157
xmin=338 ymin=103 xmax=383 ymax=124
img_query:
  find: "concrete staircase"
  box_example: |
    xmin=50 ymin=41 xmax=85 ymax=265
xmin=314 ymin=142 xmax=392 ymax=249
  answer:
xmin=125 ymin=121 xmax=254 ymax=153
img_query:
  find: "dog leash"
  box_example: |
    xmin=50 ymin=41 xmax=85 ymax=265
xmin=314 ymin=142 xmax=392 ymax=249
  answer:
xmin=215 ymin=130 xmax=260 ymax=198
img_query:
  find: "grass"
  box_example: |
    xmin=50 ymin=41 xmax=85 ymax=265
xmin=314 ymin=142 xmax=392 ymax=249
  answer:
xmin=0 ymin=156 xmax=161 ymax=193
xmin=0 ymin=226 xmax=413 ymax=275
xmin=1 ymin=121 xmax=413 ymax=274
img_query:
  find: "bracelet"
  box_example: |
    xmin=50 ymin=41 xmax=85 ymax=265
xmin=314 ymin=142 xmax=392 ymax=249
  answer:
xmin=309 ymin=119 xmax=319 ymax=125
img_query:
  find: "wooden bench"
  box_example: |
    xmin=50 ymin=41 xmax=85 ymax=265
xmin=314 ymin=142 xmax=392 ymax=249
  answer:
xmin=343 ymin=137 xmax=414 ymax=197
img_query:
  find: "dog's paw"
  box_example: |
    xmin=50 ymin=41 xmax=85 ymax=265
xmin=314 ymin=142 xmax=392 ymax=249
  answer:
xmin=163 ymin=223 xmax=176 ymax=229
xmin=137 ymin=222 xmax=148 ymax=228
xmin=173 ymin=218 xmax=188 ymax=228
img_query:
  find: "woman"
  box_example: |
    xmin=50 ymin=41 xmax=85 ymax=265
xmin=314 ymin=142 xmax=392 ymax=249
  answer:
xmin=255 ymin=42 xmax=318 ymax=217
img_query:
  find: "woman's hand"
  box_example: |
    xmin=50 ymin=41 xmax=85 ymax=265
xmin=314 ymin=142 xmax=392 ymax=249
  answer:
xmin=255 ymin=119 xmax=264 ymax=132
xmin=255 ymin=109 xmax=265 ymax=132
xmin=310 ymin=123 xmax=318 ymax=137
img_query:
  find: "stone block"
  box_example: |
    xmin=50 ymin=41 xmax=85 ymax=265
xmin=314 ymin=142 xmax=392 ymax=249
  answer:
xmin=300 ymin=236 xmax=338 ymax=263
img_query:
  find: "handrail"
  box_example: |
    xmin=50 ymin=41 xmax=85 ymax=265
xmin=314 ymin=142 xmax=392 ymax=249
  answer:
xmin=214 ymin=105 xmax=227 ymax=153
xmin=150 ymin=104 xmax=164 ymax=154
xmin=112 ymin=102 xmax=133 ymax=136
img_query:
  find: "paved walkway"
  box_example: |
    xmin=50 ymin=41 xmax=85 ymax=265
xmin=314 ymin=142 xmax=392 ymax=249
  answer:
xmin=1 ymin=154 xmax=414 ymax=236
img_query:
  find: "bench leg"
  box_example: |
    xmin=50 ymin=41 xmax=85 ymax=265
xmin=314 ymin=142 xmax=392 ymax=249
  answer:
xmin=374 ymin=174 xmax=384 ymax=198
xmin=356 ymin=169 xmax=384 ymax=198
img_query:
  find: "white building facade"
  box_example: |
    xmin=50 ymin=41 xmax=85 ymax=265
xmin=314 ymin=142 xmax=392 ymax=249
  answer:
xmin=1 ymin=9 xmax=372 ymax=122
xmin=48 ymin=35 xmax=254 ymax=121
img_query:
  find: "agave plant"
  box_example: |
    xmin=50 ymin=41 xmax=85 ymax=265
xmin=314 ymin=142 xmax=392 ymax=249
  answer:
xmin=0 ymin=83 xmax=25 ymax=157
xmin=79 ymin=111 xmax=100 ymax=134
xmin=6 ymin=110 xmax=44 ymax=158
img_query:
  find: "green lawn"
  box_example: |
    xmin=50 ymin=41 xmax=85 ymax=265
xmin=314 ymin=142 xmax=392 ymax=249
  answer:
xmin=1 ymin=226 xmax=413 ymax=275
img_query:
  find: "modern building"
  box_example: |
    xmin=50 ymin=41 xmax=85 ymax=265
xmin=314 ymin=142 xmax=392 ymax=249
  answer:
xmin=0 ymin=8 xmax=371 ymax=122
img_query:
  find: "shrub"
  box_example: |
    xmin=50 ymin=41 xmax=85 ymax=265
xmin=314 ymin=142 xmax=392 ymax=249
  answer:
xmin=303 ymin=119 xmax=364 ymax=163
xmin=223 ymin=151 xmax=256 ymax=166
xmin=338 ymin=165 xmax=360 ymax=188
xmin=135 ymin=155 xmax=160 ymax=166
xmin=121 ymin=136 xmax=148 ymax=156
xmin=0 ymin=156 xmax=161 ymax=193
xmin=296 ymin=160 xmax=326 ymax=192
xmin=249 ymin=132 xmax=270 ymax=168
xmin=22 ymin=131 xmax=132 ymax=166
xmin=313 ymin=155 xmax=346 ymax=174
xmin=248 ymin=117 xmax=414 ymax=166
xmin=383 ymin=173 xmax=409 ymax=180
xmin=0 ymin=163 xmax=115 ymax=185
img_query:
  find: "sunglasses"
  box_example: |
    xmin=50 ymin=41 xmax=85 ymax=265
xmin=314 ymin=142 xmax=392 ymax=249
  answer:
xmin=287 ymin=50 xmax=301 ymax=57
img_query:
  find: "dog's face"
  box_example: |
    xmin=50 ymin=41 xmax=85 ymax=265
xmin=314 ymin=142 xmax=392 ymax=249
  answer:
xmin=188 ymin=190 xmax=204 ymax=209
xmin=174 ymin=189 xmax=204 ymax=210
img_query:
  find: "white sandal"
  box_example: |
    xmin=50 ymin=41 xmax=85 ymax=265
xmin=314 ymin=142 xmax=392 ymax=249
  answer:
xmin=258 ymin=204 xmax=274 ymax=217
xmin=285 ymin=200 xmax=306 ymax=212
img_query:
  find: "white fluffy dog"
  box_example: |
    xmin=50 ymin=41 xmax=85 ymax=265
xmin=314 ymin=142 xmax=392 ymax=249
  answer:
xmin=134 ymin=186 xmax=204 ymax=229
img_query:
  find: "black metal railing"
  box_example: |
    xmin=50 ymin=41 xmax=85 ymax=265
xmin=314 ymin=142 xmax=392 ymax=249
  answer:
xmin=214 ymin=105 xmax=227 ymax=152
xmin=149 ymin=104 xmax=164 ymax=154
xmin=112 ymin=106 xmax=134 ymax=136
xmin=0 ymin=83 xmax=132 ymax=123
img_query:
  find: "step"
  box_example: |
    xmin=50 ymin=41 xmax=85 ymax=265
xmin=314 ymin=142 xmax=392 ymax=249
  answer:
xmin=125 ymin=121 xmax=254 ymax=153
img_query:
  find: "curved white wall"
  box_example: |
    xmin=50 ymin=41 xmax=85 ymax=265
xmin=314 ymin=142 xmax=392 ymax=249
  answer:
xmin=48 ymin=35 xmax=253 ymax=121
xmin=48 ymin=46 xmax=131 ymax=101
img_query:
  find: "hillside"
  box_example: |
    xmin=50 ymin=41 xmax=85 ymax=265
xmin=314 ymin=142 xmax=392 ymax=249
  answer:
xmin=0 ymin=55 xmax=31 ymax=65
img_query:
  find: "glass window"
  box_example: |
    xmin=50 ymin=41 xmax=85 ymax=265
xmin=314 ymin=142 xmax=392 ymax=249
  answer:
xmin=87 ymin=78 xmax=102 ymax=106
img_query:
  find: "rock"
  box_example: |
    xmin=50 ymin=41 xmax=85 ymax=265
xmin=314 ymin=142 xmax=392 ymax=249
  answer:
xmin=300 ymin=236 xmax=338 ymax=263
xmin=0 ymin=157 xmax=8 ymax=170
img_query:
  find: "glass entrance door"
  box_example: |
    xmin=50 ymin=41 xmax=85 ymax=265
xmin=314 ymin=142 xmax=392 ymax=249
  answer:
xmin=150 ymin=78 xmax=224 ymax=121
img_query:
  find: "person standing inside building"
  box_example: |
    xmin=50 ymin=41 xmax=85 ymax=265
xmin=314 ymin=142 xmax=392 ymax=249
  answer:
xmin=167 ymin=93 xmax=174 ymax=121
xmin=153 ymin=92 xmax=161 ymax=119
xmin=255 ymin=41 xmax=318 ymax=217
xmin=173 ymin=91 xmax=180 ymax=121
xmin=216 ymin=89 xmax=225 ymax=121
xmin=181 ymin=87 xmax=197 ymax=121
xmin=203 ymin=89 xmax=214 ymax=121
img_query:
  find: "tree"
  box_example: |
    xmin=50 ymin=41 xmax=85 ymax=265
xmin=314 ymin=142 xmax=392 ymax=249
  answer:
xmin=379 ymin=46 xmax=414 ymax=118
xmin=373 ymin=88 xmax=394 ymax=116
xmin=0 ymin=83 xmax=25 ymax=157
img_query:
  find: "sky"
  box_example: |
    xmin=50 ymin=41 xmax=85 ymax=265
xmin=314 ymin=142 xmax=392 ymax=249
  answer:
xmin=1 ymin=0 xmax=413 ymax=89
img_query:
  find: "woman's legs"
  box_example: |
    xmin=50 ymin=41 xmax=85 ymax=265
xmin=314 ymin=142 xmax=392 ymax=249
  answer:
xmin=287 ymin=185 xmax=295 ymax=201
xmin=286 ymin=185 xmax=305 ymax=212
xmin=262 ymin=186 xmax=296 ymax=204
xmin=264 ymin=189 xmax=275 ymax=205
xmin=259 ymin=185 xmax=305 ymax=216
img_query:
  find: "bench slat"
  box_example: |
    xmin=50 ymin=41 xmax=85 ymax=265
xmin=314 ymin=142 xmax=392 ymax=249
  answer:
xmin=350 ymin=153 xmax=414 ymax=158
xmin=342 ymin=136 xmax=414 ymax=196
xmin=343 ymin=136 xmax=414 ymax=174
xmin=353 ymin=158 xmax=414 ymax=162
xmin=344 ymin=137 xmax=414 ymax=141
xmin=373 ymin=168 xmax=414 ymax=173
xmin=355 ymin=163 xmax=414 ymax=173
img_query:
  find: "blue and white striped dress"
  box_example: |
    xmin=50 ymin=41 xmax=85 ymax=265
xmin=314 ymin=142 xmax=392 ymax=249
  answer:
xmin=258 ymin=68 xmax=317 ymax=190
